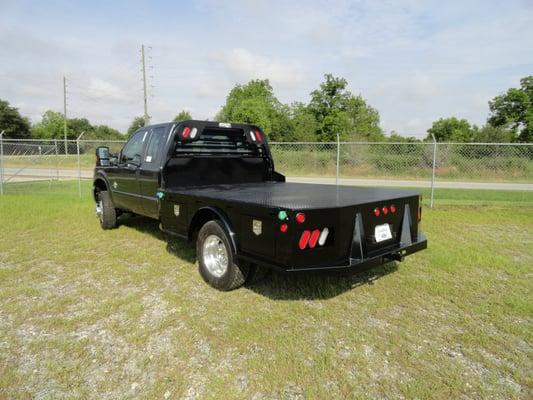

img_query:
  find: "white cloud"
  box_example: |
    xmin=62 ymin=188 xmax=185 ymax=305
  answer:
xmin=85 ymin=78 xmax=130 ymax=102
xmin=374 ymin=74 xmax=441 ymax=104
xmin=212 ymin=48 xmax=304 ymax=89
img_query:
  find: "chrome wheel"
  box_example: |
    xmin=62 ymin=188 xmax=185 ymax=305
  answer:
xmin=95 ymin=199 xmax=103 ymax=222
xmin=202 ymin=234 xmax=229 ymax=278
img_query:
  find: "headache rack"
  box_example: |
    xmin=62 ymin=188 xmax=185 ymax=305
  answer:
xmin=175 ymin=127 xmax=263 ymax=157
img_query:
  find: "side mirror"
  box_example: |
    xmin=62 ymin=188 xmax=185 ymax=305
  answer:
xmin=96 ymin=146 xmax=110 ymax=166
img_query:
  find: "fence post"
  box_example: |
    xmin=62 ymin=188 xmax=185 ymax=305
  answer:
xmin=430 ymin=134 xmax=437 ymax=208
xmin=54 ymin=139 xmax=59 ymax=180
xmin=0 ymin=130 xmax=4 ymax=196
xmin=76 ymin=132 xmax=85 ymax=198
xmin=336 ymin=133 xmax=340 ymax=185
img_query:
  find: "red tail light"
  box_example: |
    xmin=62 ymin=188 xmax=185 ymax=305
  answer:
xmin=390 ymin=204 xmax=396 ymax=213
xmin=255 ymin=130 xmax=262 ymax=141
xmin=182 ymin=127 xmax=191 ymax=138
xmin=382 ymin=206 xmax=388 ymax=215
xmin=295 ymin=213 xmax=306 ymax=223
xmin=280 ymin=223 xmax=288 ymax=233
xmin=308 ymin=229 xmax=320 ymax=248
xmin=374 ymin=208 xmax=380 ymax=217
xmin=299 ymin=230 xmax=311 ymax=250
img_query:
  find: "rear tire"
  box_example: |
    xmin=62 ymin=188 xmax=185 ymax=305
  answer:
xmin=196 ymin=220 xmax=249 ymax=291
xmin=96 ymin=190 xmax=117 ymax=230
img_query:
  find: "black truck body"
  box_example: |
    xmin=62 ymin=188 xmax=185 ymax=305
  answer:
xmin=93 ymin=120 xmax=427 ymax=290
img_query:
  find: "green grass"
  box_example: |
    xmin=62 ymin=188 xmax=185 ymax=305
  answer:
xmin=0 ymin=186 xmax=532 ymax=399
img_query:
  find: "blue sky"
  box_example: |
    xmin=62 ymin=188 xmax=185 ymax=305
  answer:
xmin=1 ymin=0 xmax=532 ymax=137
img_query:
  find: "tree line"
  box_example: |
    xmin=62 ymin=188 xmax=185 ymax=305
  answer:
xmin=1 ymin=75 xmax=531 ymax=142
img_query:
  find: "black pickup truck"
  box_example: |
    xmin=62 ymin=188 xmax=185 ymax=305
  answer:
xmin=93 ymin=120 xmax=427 ymax=290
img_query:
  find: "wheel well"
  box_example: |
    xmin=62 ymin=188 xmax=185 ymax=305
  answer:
xmin=188 ymin=208 xmax=219 ymax=241
xmin=93 ymin=179 xmax=108 ymax=201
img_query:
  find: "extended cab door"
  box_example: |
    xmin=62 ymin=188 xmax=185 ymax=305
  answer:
xmin=139 ymin=126 xmax=168 ymax=218
xmin=109 ymin=129 xmax=148 ymax=213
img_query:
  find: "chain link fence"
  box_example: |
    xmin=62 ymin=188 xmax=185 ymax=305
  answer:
xmin=0 ymin=137 xmax=126 ymax=196
xmin=271 ymin=142 xmax=533 ymax=182
xmin=1 ymin=134 xmax=532 ymax=204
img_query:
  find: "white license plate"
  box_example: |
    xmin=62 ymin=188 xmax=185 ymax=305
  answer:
xmin=375 ymin=223 xmax=392 ymax=243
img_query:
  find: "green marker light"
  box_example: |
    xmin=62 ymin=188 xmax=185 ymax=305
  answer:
xmin=278 ymin=210 xmax=288 ymax=220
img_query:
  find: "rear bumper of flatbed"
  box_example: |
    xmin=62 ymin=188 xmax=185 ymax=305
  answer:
xmin=238 ymin=233 xmax=427 ymax=273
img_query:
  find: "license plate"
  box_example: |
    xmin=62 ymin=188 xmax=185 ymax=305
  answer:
xmin=375 ymin=223 xmax=392 ymax=243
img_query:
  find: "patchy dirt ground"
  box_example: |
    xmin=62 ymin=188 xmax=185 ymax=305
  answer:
xmin=0 ymin=194 xmax=532 ymax=399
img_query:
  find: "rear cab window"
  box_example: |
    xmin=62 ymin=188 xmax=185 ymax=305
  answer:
xmin=175 ymin=128 xmax=262 ymax=157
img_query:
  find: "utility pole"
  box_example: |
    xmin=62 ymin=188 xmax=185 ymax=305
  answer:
xmin=141 ymin=44 xmax=150 ymax=126
xmin=63 ymin=76 xmax=68 ymax=154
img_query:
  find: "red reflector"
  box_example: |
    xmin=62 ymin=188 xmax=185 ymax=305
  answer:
xmin=382 ymin=206 xmax=388 ymax=215
xmin=255 ymin=130 xmax=262 ymax=141
xmin=299 ymin=230 xmax=311 ymax=250
xmin=182 ymin=127 xmax=191 ymax=138
xmin=390 ymin=204 xmax=396 ymax=213
xmin=295 ymin=213 xmax=306 ymax=224
xmin=374 ymin=207 xmax=380 ymax=217
xmin=280 ymin=223 xmax=288 ymax=233
xmin=308 ymin=229 xmax=320 ymax=248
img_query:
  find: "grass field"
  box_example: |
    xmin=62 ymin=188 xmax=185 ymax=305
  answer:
xmin=0 ymin=185 xmax=532 ymax=399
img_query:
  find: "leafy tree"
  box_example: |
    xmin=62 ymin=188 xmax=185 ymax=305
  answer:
xmin=472 ymin=124 xmax=514 ymax=143
xmin=308 ymin=74 xmax=384 ymax=141
xmin=488 ymin=76 xmax=532 ymax=142
xmin=287 ymin=102 xmax=318 ymax=142
xmin=216 ymin=79 xmax=291 ymax=141
xmin=344 ymin=95 xmax=383 ymax=141
xmin=33 ymin=110 xmax=125 ymax=140
xmin=173 ymin=110 xmax=192 ymax=121
xmin=426 ymin=117 xmax=474 ymax=142
xmin=67 ymin=117 xmax=93 ymax=138
xmin=0 ymin=99 xmax=31 ymax=138
xmin=127 ymin=116 xmax=147 ymax=137
xmin=32 ymin=110 xmax=66 ymax=139
xmin=88 ymin=125 xmax=124 ymax=140
xmin=388 ymin=132 xmax=420 ymax=142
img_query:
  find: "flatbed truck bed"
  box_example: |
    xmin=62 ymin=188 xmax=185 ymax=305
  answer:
xmin=165 ymin=182 xmax=421 ymax=210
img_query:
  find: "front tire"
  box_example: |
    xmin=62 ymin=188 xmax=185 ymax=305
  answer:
xmin=196 ymin=220 xmax=249 ymax=291
xmin=96 ymin=190 xmax=117 ymax=230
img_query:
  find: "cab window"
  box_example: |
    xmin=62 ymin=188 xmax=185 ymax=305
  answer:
xmin=144 ymin=127 xmax=166 ymax=163
xmin=122 ymin=130 xmax=147 ymax=163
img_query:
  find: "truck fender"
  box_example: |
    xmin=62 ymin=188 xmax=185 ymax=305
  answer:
xmin=93 ymin=173 xmax=113 ymax=203
xmin=188 ymin=207 xmax=239 ymax=255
